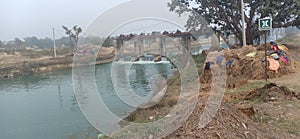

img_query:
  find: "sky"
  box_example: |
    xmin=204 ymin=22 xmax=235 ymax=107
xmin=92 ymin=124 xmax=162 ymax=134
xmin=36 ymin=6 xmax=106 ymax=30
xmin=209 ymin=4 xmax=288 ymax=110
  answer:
xmin=84 ymin=0 xmax=189 ymax=38
xmin=0 ymin=0 xmax=131 ymax=41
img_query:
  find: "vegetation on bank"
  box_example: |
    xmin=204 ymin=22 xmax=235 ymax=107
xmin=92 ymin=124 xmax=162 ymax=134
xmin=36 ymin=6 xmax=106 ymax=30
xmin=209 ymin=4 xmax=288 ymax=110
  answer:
xmin=0 ymin=36 xmax=115 ymax=50
xmin=0 ymin=47 xmax=114 ymax=79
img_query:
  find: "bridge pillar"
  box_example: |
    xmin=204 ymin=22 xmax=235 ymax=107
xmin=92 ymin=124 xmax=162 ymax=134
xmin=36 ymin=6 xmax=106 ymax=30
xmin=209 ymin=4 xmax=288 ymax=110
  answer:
xmin=116 ymin=39 xmax=124 ymax=55
xmin=160 ymin=37 xmax=166 ymax=55
xmin=186 ymin=37 xmax=191 ymax=52
xmin=134 ymin=39 xmax=138 ymax=57
xmin=211 ymin=33 xmax=220 ymax=48
xmin=135 ymin=38 xmax=144 ymax=57
xmin=140 ymin=39 xmax=144 ymax=56
xmin=182 ymin=35 xmax=192 ymax=54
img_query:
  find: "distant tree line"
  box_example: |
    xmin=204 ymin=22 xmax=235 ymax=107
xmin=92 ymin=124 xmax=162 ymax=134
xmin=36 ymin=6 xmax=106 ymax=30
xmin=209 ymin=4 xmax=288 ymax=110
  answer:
xmin=0 ymin=36 xmax=115 ymax=51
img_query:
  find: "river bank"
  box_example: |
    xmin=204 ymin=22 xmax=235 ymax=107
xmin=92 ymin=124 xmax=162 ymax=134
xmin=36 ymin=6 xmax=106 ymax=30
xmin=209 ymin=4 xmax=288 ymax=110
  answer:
xmin=0 ymin=56 xmax=114 ymax=80
xmin=0 ymin=47 xmax=115 ymax=80
xmin=105 ymin=45 xmax=300 ymax=139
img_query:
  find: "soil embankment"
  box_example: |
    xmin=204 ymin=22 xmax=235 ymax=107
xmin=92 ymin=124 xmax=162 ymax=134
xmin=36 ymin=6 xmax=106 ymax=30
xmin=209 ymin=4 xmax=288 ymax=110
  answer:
xmin=0 ymin=47 xmax=115 ymax=79
xmin=200 ymin=45 xmax=297 ymax=90
xmin=120 ymin=45 xmax=300 ymax=139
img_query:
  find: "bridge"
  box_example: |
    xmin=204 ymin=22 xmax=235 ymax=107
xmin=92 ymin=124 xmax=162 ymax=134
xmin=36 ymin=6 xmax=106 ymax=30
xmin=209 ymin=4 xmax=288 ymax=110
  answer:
xmin=114 ymin=31 xmax=195 ymax=62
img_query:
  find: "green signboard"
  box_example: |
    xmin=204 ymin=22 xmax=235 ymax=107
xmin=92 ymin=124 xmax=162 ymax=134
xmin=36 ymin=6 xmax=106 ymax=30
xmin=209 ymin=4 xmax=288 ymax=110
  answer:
xmin=259 ymin=18 xmax=272 ymax=31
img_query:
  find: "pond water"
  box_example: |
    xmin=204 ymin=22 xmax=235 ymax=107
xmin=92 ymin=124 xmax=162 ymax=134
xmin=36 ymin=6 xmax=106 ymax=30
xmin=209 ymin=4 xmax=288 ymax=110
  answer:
xmin=0 ymin=61 xmax=173 ymax=139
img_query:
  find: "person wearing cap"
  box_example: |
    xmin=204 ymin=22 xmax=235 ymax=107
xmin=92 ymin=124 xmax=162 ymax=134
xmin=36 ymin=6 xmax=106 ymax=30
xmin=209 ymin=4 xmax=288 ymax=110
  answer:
xmin=270 ymin=41 xmax=279 ymax=53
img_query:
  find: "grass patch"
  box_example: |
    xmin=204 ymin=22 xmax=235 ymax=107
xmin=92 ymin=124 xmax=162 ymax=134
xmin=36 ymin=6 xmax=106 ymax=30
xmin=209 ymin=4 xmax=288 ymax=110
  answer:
xmin=252 ymin=89 xmax=267 ymax=103
xmin=226 ymin=81 xmax=265 ymax=94
xmin=273 ymin=118 xmax=300 ymax=135
xmin=21 ymin=49 xmax=53 ymax=58
xmin=192 ymin=54 xmax=206 ymax=75
xmin=281 ymin=100 xmax=300 ymax=109
xmin=227 ymin=99 xmax=242 ymax=104
xmin=253 ymin=114 xmax=300 ymax=136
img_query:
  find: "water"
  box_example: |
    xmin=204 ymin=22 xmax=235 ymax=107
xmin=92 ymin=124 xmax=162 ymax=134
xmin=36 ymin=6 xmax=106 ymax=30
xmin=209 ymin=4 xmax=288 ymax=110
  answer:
xmin=0 ymin=61 xmax=173 ymax=139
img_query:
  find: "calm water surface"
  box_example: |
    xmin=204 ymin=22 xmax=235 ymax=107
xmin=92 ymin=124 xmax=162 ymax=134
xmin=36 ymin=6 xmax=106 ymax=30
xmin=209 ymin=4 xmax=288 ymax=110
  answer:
xmin=0 ymin=62 xmax=173 ymax=139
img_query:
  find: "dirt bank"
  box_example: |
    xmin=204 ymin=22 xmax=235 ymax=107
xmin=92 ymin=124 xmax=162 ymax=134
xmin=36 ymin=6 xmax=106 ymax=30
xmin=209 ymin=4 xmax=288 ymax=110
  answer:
xmin=200 ymin=45 xmax=297 ymax=89
xmin=118 ymin=46 xmax=300 ymax=139
xmin=0 ymin=47 xmax=115 ymax=79
xmin=165 ymin=102 xmax=296 ymax=139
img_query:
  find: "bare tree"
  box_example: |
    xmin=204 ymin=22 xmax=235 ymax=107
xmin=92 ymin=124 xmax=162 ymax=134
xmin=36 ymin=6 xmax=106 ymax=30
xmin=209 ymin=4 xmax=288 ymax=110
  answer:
xmin=62 ymin=25 xmax=82 ymax=47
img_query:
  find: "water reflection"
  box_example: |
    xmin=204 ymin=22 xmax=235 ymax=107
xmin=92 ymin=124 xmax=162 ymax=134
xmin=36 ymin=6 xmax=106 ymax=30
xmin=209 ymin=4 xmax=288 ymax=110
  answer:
xmin=0 ymin=73 xmax=50 ymax=93
xmin=0 ymin=68 xmax=94 ymax=139
xmin=0 ymin=61 xmax=174 ymax=138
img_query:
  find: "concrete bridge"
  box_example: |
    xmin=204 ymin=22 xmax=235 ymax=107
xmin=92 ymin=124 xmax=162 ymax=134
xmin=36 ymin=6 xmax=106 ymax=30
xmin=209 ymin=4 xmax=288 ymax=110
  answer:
xmin=115 ymin=31 xmax=195 ymax=62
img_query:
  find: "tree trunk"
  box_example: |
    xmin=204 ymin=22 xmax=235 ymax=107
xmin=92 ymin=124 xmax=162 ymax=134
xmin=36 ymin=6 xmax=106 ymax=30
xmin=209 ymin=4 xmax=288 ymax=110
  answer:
xmin=246 ymin=26 xmax=253 ymax=45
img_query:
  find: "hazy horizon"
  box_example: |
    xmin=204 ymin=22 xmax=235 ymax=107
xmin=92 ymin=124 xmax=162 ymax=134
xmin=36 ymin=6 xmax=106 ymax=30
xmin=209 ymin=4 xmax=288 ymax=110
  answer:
xmin=0 ymin=0 xmax=130 ymax=41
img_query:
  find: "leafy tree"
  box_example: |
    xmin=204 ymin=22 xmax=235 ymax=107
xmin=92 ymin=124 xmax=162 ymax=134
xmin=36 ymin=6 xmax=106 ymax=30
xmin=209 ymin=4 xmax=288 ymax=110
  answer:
xmin=62 ymin=25 xmax=82 ymax=47
xmin=168 ymin=0 xmax=300 ymax=46
xmin=102 ymin=36 xmax=114 ymax=47
xmin=14 ymin=38 xmax=24 ymax=47
xmin=3 ymin=38 xmax=25 ymax=50
xmin=23 ymin=37 xmax=57 ymax=48
xmin=0 ymin=40 xmax=3 ymax=48
xmin=56 ymin=36 xmax=71 ymax=48
xmin=38 ymin=38 xmax=53 ymax=48
xmin=77 ymin=36 xmax=101 ymax=46
xmin=24 ymin=36 xmax=39 ymax=47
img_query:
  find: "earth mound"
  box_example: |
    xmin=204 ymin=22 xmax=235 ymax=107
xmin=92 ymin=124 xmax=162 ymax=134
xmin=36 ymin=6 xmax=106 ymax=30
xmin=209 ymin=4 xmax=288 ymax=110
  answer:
xmin=165 ymin=102 xmax=296 ymax=139
xmin=244 ymin=83 xmax=300 ymax=102
xmin=200 ymin=46 xmax=297 ymax=89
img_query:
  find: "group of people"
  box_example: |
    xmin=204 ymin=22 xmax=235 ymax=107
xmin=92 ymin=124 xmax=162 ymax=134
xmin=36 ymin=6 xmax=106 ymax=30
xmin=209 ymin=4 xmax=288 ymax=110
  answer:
xmin=203 ymin=41 xmax=289 ymax=73
xmin=268 ymin=41 xmax=289 ymax=63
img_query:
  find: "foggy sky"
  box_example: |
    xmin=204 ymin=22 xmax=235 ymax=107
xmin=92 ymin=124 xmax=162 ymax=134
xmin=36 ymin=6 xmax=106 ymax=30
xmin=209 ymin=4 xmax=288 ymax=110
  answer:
xmin=0 ymin=0 xmax=130 ymax=41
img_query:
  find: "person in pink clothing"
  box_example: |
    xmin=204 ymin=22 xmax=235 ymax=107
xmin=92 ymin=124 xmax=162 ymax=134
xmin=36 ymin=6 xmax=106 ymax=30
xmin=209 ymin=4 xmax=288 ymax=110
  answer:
xmin=270 ymin=41 xmax=279 ymax=53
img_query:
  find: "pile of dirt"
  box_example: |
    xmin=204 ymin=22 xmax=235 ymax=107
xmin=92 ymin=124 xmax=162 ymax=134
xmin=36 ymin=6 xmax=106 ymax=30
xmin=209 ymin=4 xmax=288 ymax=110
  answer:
xmin=165 ymin=102 xmax=296 ymax=139
xmin=224 ymin=46 xmax=296 ymax=80
xmin=200 ymin=46 xmax=297 ymax=89
xmin=244 ymin=83 xmax=300 ymax=102
xmin=121 ymin=78 xmax=299 ymax=139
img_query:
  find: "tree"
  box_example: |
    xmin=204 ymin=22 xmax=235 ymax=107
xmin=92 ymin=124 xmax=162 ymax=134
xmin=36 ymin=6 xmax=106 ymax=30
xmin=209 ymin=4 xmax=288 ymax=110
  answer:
xmin=14 ymin=38 xmax=24 ymax=47
xmin=0 ymin=40 xmax=4 ymax=48
xmin=38 ymin=38 xmax=53 ymax=49
xmin=102 ymin=36 xmax=114 ymax=47
xmin=56 ymin=36 xmax=72 ymax=48
xmin=168 ymin=0 xmax=300 ymax=46
xmin=62 ymin=25 xmax=82 ymax=47
xmin=24 ymin=36 xmax=39 ymax=47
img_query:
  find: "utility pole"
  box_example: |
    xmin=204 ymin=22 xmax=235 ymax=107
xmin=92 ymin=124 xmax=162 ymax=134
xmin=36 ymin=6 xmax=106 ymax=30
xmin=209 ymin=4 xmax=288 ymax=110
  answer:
xmin=241 ymin=0 xmax=246 ymax=47
xmin=52 ymin=27 xmax=57 ymax=58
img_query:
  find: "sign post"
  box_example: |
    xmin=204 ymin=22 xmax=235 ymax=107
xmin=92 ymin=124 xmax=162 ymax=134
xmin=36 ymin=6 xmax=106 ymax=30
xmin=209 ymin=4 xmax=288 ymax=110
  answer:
xmin=259 ymin=18 xmax=272 ymax=83
xmin=259 ymin=18 xmax=272 ymax=31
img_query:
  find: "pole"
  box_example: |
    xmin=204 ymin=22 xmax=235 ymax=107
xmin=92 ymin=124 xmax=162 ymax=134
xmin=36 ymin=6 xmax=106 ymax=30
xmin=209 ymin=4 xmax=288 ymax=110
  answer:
xmin=241 ymin=0 xmax=246 ymax=46
xmin=52 ymin=27 xmax=57 ymax=58
xmin=264 ymin=31 xmax=268 ymax=83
